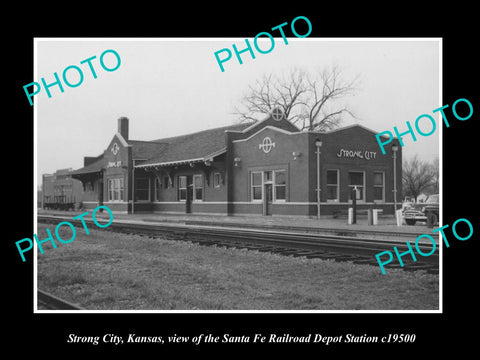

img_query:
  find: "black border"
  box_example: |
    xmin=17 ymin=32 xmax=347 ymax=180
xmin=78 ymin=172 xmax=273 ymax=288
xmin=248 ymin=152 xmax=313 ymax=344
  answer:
xmin=6 ymin=5 xmax=479 ymax=355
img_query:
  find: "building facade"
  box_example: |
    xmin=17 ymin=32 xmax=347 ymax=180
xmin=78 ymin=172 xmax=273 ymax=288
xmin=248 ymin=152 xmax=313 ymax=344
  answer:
xmin=69 ymin=111 xmax=402 ymax=216
xmin=42 ymin=168 xmax=84 ymax=209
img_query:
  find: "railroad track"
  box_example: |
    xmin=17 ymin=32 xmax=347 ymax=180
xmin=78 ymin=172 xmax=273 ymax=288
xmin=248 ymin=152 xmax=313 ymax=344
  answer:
xmin=38 ymin=215 xmax=439 ymax=274
xmin=37 ymin=289 xmax=83 ymax=310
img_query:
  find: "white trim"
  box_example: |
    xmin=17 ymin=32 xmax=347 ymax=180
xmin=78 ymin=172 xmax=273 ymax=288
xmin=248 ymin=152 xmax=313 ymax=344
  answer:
xmin=227 ymin=113 xmax=273 ymax=134
xmin=135 ymin=148 xmax=227 ymax=169
xmin=136 ymin=157 xmax=204 ymax=168
xmin=233 ymin=201 xmax=397 ymax=206
xmin=150 ymin=201 xmax=315 ymax=205
xmin=107 ymin=177 xmax=125 ymax=202
xmin=230 ymin=108 xmax=300 ymax=135
xmin=373 ymin=171 xmax=386 ymax=202
xmin=204 ymin=147 xmax=227 ymax=160
xmin=58 ymin=200 xmax=401 ymax=206
xmin=232 ymin=126 xmax=299 ymax=144
xmin=237 ymin=114 xmax=271 ymax=133
xmin=114 ymin=132 xmax=131 ymax=147
xmin=178 ymin=175 xmax=187 ymax=201
xmin=250 ymin=171 xmax=264 ymax=201
xmin=273 ymin=169 xmax=286 ymax=202
xmin=152 ymin=201 xmax=228 ymax=205
xmin=326 ymin=169 xmax=340 ymax=202
xmin=152 ymin=201 xmax=182 ymax=204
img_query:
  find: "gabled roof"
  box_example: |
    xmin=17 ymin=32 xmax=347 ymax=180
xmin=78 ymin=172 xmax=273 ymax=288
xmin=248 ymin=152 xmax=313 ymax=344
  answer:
xmin=127 ymin=140 xmax=169 ymax=160
xmin=235 ymin=111 xmax=300 ymax=135
xmin=136 ymin=123 xmax=251 ymax=167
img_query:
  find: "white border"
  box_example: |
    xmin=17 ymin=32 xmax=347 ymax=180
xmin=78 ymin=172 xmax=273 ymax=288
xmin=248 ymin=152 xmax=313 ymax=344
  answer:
xmin=34 ymin=37 xmax=442 ymax=314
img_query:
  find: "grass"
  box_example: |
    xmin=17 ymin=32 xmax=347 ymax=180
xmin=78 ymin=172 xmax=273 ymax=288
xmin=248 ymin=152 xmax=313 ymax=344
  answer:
xmin=36 ymin=223 xmax=439 ymax=310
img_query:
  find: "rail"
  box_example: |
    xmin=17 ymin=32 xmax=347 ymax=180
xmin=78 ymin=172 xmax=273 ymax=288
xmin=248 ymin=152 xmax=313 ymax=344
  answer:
xmin=37 ymin=214 xmax=439 ymax=273
xmin=37 ymin=289 xmax=83 ymax=310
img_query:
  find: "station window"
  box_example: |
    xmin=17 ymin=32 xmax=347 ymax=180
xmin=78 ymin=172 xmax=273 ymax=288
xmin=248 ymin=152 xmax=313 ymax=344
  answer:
xmin=348 ymin=171 xmax=365 ymax=201
xmin=251 ymin=171 xmax=263 ymax=201
xmin=326 ymin=169 xmax=339 ymax=201
xmin=373 ymin=172 xmax=385 ymax=201
xmin=108 ymin=178 xmax=124 ymax=202
xmin=193 ymin=174 xmax=203 ymax=201
xmin=214 ymin=172 xmax=221 ymax=188
xmin=178 ymin=176 xmax=187 ymax=201
xmin=251 ymin=170 xmax=287 ymax=202
xmin=135 ymin=177 xmax=150 ymax=201
xmin=274 ymin=170 xmax=286 ymax=201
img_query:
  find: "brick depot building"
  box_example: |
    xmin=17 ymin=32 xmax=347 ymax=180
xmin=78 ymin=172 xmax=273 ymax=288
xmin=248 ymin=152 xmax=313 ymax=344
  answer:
xmin=70 ymin=110 xmax=402 ymax=216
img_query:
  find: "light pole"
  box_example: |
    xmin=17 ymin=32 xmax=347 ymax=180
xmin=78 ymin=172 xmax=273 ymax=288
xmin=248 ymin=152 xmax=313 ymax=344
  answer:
xmin=132 ymin=159 xmax=135 ymax=214
xmin=315 ymin=139 xmax=322 ymax=220
xmin=392 ymin=144 xmax=398 ymax=214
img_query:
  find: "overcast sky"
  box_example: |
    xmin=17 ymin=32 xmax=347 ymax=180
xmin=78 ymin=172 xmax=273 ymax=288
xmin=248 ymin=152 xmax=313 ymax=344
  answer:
xmin=36 ymin=38 xmax=440 ymax=186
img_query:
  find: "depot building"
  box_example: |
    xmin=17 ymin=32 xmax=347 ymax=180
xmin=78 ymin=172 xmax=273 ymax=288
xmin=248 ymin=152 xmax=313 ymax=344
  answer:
xmin=70 ymin=110 xmax=402 ymax=217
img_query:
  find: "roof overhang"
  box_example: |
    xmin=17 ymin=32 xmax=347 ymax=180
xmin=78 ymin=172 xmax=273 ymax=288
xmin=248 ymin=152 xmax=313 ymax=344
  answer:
xmin=71 ymin=170 xmax=103 ymax=181
xmin=135 ymin=148 xmax=227 ymax=169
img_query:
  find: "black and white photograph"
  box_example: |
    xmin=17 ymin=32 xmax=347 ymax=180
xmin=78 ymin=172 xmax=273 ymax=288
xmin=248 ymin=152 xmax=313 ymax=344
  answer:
xmin=6 ymin=7 xmax=478 ymax=355
xmin=34 ymin=38 xmax=441 ymax=312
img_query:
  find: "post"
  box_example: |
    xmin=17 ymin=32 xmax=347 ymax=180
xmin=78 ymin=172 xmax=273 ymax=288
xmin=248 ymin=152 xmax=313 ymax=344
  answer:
xmin=352 ymin=186 xmax=357 ymax=224
xmin=392 ymin=144 xmax=398 ymax=214
xmin=368 ymin=209 xmax=373 ymax=225
xmin=315 ymin=139 xmax=322 ymax=220
xmin=131 ymin=159 xmax=135 ymax=214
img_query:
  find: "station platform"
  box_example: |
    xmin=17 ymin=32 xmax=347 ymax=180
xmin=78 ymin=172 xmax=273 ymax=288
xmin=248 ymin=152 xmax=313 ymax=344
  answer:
xmin=37 ymin=209 xmax=435 ymax=240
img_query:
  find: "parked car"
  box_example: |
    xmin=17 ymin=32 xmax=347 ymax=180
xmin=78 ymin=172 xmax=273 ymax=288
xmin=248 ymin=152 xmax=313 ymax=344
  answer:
xmin=403 ymin=194 xmax=439 ymax=226
xmin=402 ymin=197 xmax=415 ymax=211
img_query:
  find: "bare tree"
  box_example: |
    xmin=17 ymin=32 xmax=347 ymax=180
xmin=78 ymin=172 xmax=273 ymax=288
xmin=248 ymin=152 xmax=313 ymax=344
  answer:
xmin=234 ymin=68 xmax=308 ymax=124
xmin=402 ymin=155 xmax=436 ymax=202
xmin=233 ymin=66 xmax=359 ymax=131
xmin=425 ymin=156 xmax=439 ymax=195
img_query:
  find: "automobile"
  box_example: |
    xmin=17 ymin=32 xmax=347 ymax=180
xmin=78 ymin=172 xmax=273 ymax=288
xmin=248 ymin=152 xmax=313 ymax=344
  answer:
xmin=402 ymin=197 xmax=415 ymax=211
xmin=403 ymin=194 xmax=439 ymax=226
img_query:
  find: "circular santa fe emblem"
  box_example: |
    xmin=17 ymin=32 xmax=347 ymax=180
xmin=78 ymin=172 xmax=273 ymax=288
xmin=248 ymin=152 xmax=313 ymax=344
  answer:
xmin=259 ymin=137 xmax=276 ymax=153
xmin=271 ymin=107 xmax=284 ymax=121
xmin=111 ymin=142 xmax=120 ymax=155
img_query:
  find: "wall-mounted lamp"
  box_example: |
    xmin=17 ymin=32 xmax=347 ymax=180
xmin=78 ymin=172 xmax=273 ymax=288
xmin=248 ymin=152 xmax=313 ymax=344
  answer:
xmin=292 ymin=151 xmax=302 ymax=160
xmin=204 ymin=159 xmax=212 ymax=166
xmin=234 ymin=157 xmax=241 ymax=167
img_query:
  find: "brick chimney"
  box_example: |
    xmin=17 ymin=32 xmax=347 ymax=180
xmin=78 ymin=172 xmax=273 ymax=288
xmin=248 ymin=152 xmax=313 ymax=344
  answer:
xmin=118 ymin=117 xmax=129 ymax=141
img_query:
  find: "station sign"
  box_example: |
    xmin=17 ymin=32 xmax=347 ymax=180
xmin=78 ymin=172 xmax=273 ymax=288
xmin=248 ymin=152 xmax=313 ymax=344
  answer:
xmin=336 ymin=149 xmax=377 ymax=160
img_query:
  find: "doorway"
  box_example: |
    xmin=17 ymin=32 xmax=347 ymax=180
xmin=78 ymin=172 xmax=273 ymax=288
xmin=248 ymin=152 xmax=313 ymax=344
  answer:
xmin=263 ymin=171 xmax=273 ymax=216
